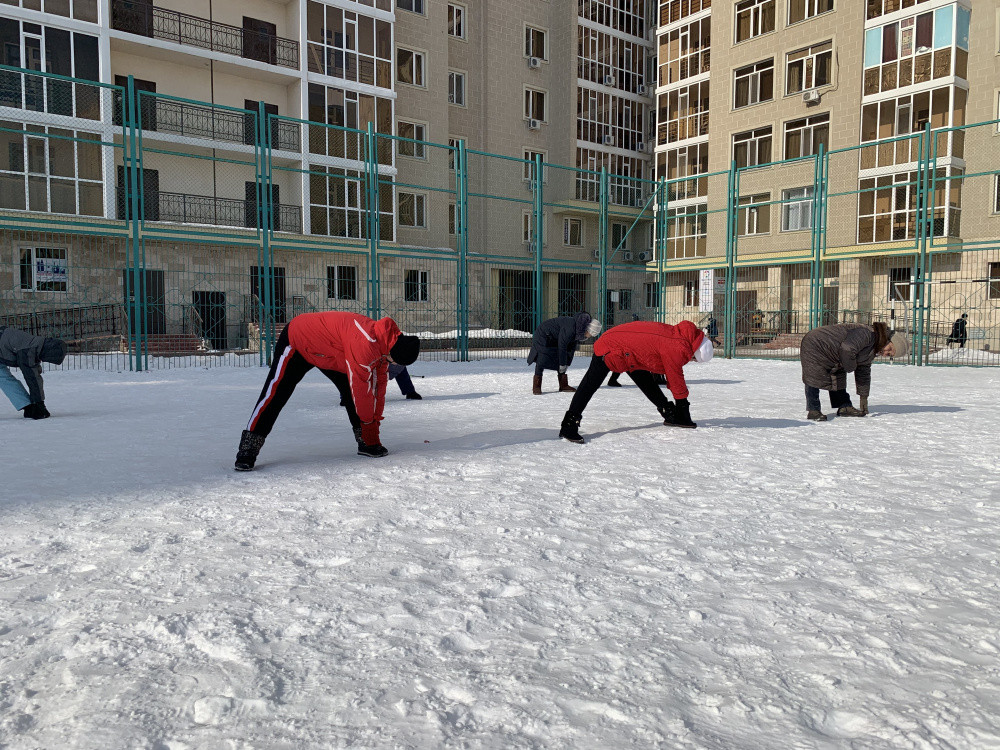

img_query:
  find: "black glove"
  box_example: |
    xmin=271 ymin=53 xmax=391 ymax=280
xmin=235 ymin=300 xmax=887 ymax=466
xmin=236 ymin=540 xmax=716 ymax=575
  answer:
xmin=670 ymin=398 xmax=697 ymax=429
xmin=358 ymin=443 xmax=389 ymax=458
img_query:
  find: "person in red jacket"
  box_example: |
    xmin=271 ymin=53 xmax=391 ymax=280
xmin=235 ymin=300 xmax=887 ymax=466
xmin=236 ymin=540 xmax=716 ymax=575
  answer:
xmin=558 ymin=320 xmax=713 ymax=443
xmin=234 ymin=312 xmax=420 ymax=471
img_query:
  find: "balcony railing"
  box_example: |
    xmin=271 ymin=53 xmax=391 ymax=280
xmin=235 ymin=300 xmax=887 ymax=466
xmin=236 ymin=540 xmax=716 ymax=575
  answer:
xmin=118 ymin=189 xmax=302 ymax=233
xmin=153 ymin=99 xmax=301 ymax=152
xmin=111 ymin=0 xmax=299 ymax=70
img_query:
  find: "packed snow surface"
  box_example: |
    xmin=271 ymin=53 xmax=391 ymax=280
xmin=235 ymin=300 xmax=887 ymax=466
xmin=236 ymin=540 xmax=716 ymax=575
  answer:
xmin=2 ymin=357 xmax=999 ymax=749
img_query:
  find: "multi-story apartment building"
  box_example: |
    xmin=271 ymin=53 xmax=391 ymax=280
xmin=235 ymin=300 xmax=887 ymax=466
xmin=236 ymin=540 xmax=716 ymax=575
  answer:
xmin=654 ymin=0 xmax=997 ymax=347
xmin=0 ymin=0 xmax=657 ymax=351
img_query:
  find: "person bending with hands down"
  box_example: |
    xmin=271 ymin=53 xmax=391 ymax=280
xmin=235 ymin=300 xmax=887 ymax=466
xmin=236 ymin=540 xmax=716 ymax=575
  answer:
xmin=799 ymin=321 xmax=909 ymax=421
xmin=234 ymin=311 xmax=420 ymax=471
xmin=558 ymin=320 xmax=713 ymax=444
xmin=0 ymin=325 xmax=67 ymax=419
xmin=527 ymin=311 xmax=602 ymax=394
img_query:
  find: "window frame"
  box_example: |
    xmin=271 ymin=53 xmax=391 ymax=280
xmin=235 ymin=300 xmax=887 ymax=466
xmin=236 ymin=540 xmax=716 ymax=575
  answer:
xmin=525 ymin=24 xmax=548 ymax=61
xmin=396 ymin=0 xmax=425 ymax=15
xmin=738 ymin=193 xmax=771 ymax=236
xmin=448 ymin=70 xmax=467 ymax=106
xmin=732 ymin=127 xmax=773 ymax=169
xmin=523 ymin=149 xmax=547 ymax=183
xmin=788 ymin=0 xmax=835 ymax=26
xmin=404 ymin=269 xmax=429 ymax=303
xmin=18 ymin=245 xmax=69 ymax=293
xmin=734 ymin=0 xmax=776 ymax=44
xmin=326 ymin=264 xmax=358 ymax=301
xmin=397 ymin=190 xmax=427 ymax=229
xmin=733 ymin=59 xmax=775 ymax=110
xmin=396 ymin=47 xmax=426 ymax=88
xmin=563 ymin=217 xmax=583 ymax=247
xmin=988 ymin=261 xmax=1000 ymax=300
xmin=447 ymin=3 xmax=467 ymax=40
xmin=524 ymin=86 xmax=547 ymax=123
xmin=644 ymin=281 xmax=660 ymax=309
xmin=783 ymin=112 xmax=830 ymax=159
xmin=397 ymin=120 xmax=427 ymax=160
xmin=684 ymin=279 xmax=700 ymax=307
xmin=781 ymin=186 xmax=815 ymax=232
xmin=786 ymin=40 xmax=834 ymax=95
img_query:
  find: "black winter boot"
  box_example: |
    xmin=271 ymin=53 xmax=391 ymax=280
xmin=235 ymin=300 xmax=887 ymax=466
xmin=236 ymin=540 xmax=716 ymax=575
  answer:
xmin=352 ymin=425 xmax=365 ymax=448
xmin=657 ymin=401 xmax=676 ymax=425
xmin=405 ymin=391 xmax=422 ymax=400
xmin=668 ymin=398 xmax=697 ymax=428
xmin=559 ymin=411 xmax=584 ymax=443
xmin=234 ymin=430 xmax=266 ymax=471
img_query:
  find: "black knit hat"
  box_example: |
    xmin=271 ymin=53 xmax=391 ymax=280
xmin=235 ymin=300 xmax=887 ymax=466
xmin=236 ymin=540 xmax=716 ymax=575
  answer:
xmin=390 ymin=334 xmax=420 ymax=366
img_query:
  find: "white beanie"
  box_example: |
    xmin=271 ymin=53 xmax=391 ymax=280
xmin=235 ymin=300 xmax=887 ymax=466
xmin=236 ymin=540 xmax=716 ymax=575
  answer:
xmin=586 ymin=319 xmax=603 ymax=337
xmin=693 ymin=337 xmax=714 ymax=363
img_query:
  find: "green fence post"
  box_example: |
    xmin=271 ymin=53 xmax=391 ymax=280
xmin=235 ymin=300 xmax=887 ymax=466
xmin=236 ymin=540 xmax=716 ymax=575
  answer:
xmin=811 ymin=145 xmax=826 ymax=330
xmin=125 ymin=75 xmax=144 ymax=372
xmin=724 ymin=160 xmax=737 ymax=358
xmin=457 ymin=139 xmax=470 ymax=362
xmin=365 ymin=123 xmax=381 ymax=319
xmin=915 ymin=121 xmax=934 ymax=366
xmin=533 ymin=153 xmax=544 ymax=330
xmin=656 ymin=176 xmax=667 ymax=324
xmin=256 ymin=101 xmax=275 ymax=364
xmin=598 ymin=167 xmax=609 ymax=326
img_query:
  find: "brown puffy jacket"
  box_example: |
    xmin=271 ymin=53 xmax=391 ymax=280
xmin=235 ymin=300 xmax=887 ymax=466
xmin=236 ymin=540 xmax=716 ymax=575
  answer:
xmin=800 ymin=323 xmax=877 ymax=397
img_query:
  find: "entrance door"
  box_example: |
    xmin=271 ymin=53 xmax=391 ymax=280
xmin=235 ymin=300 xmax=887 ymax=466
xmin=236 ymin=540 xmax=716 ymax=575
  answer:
xmin=497 ymin=269 xmax=533 ymax=333
xmin=250 ymin=266 xmax=287 ymax=324
xmin=821 ymin=286 xmax=839 ymax=327
xmin=243 ymin=99 xmax=279 ymax=148
xmin=242 ymin=17 xmax=277 ymax=65
xmin=193 ymin=291 xmax=227 ymax=349
xmin=122 ymin=268 xmax=165 ymax=336
xmin=245 ymin=182 xmax=281 ymax=231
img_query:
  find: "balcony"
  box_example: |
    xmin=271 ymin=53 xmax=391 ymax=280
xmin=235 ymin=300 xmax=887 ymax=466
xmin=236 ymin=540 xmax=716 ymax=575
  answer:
xmin=118 ymin=189 xmax=302 ymax=233
xmin=111 ymin=0 xmax=299 ymax=71
xmin=147 ymin=98 xmax=301 ymax=152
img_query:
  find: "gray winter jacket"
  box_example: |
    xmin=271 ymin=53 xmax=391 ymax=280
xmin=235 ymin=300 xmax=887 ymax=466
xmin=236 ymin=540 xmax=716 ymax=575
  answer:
xmin=0 ymin=326 xmax=66 ymax=404
xmin=800 ymin=323 xmax=877 ymax=397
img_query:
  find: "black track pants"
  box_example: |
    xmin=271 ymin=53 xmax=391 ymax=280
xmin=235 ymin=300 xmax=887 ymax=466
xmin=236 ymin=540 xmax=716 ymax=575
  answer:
xmin=568 ymin=356 xmax=673 ymax=416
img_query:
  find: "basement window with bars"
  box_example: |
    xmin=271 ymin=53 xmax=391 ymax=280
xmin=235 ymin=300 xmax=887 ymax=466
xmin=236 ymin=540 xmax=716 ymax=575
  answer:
xmin=19 ymin=246 xmax=68 ymax=292
xmin=326 ymin=265 xmax=357 ymax=300
xmin=404 ymin=270 xmax=429 ymax=302
xmin=644 ymin=282 xmax=660 ymax=309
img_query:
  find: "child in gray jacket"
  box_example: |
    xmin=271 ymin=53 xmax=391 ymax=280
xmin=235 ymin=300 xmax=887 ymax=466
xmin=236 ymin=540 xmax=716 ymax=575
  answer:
xmin=0 ymin=326 xmax=67 ymax=419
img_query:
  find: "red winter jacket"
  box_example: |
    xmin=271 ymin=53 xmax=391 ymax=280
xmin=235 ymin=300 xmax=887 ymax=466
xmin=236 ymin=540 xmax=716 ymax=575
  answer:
xmin=287 ymin=312 xmax=402 ymax=444
xmin=593 ymin=320 xmax=705 ymax=401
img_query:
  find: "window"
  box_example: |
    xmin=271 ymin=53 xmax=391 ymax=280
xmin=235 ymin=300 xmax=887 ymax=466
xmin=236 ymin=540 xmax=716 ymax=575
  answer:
xmin=564 ymin=218 xmax=583 ymax=246
xmin=523 ymin=150 xmax=546 ymax=182
xmin=611 ymin=222 xmax=628 ymax=252
xmin=860 ymin=88 xmax=961 ymax=168
xmin=448 ymin=137 xmax=460 ymax=170
xmin=2 ymin=0 xmax=97 ymax=22
xmin=661 ymin=143 xmax=709 ymax=200
xmin=308 ymin=165 xmax=393 ymax=241
xmin=397 ymin=121 xmax=426 ymax=159
xmin=580 ymin=0 xmax=645 ymax=37
xmin=659 ymin=82 xmax=710 ymax=144
xmin=448 ymin=4 xmax=466 ymax=39
xmin=397 ymin=191 xmax=426 ymax=228
xmin=685 ymin=280 xmax=699 ymax=307
xmin=306 ymin=84 xmax=394 ymax=164
xmin=306 ymin=3 xmax=392 ymax=87
xmin=404 ymin=270 xmax=429 ymax=302
xmin=19 ymin=246 xmax=67 ymax=292
xmin=996 ymin=175 xmax=1000 ymax=214
xmin=784 ymin=113 xmax=829 ymax=158
xmin=732 ymin=127 xmax=772 ymax=168
xmin=660 ymin=0 xmax=711 ymax=25
xmin=397 ymin=0 xmax=424 ymax=14
xmin=659 ymin=17 xmax=711 ymax=86
xmin=889 ymin=266 xmax=913 ymax=302
xmin=0 ymin=123 xmax=104 ymax=215
xmin=734 ymin=59 xmax=774 ymax=109
xmin=522 ymin=211 xmax=547 ymax=244
xmin=326 ymin=265 xmax=357 ymax=300
xmin=789 ymin=0 xmax=834 ymax=25
xmin=989 ymin=262 xmax=1000 ymax=300
xmin=577 ymin=88 xmax=645 ymax=150
xmin=786 ymin=41 xmax=833 ymax=94
xmin=578 ymin=27 xmax=647 ymax=94
xmin=735 ymin=0 xmax=775 ymax=43
xmin=782 ymin=187 xmax=814 ymax=231
xmin=866 ymin=0 xmax=932 ymax=21
xmin=644 ymin=282 xmax=660 ymax=308
xmin=619 ymin=289 xmax=632 ymax=311
xmin=738 ymin=193 xmax=770 ymax=236
xmin=525 ymin=87 xmax=546 ymax=122
xmin=448 ymin=71 xmax=466 ymax=106
xmin=666 ymin=204 xmax=707 ymax=259
xmin=858 ymin=168 xmax=960 ymax=243
xmin=449 ymin=203 xmax=457 ymax=235
xmin=526 ymin=25 xmax=547 ymax=60
xmin=397 ymin=49 xmax=425 ymax=87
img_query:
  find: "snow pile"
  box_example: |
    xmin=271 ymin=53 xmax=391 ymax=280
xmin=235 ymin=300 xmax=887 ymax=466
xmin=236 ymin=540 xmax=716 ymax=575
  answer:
xmin=928 ymin=346 xmax=1000 ymax=365
xmin=2 ymin=358 xmax=999 ymax=748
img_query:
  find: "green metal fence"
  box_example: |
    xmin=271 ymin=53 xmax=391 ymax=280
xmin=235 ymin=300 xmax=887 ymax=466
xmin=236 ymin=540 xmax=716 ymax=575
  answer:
xmin=1 ymin=65 xmax=999 ymax=371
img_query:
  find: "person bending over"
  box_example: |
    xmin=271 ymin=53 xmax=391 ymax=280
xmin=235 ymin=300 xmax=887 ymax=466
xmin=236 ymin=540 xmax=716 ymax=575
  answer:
xmin=527 ymin=312 xmax=602 ymax=394
xmin=0 ymin=325 xmax=67 ymax=419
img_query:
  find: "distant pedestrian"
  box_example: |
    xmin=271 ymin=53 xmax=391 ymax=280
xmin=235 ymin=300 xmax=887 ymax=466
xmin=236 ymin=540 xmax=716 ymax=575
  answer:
xmin=706 ymin=316 xmax=721 ymax=347
xmin=0 ymin=325 xmax=67 ymax=419
xmin=527 ymin=312 xmax=602 ymax=394
xmin=558 ymin=320 xmax=713 ymax=443
xmin=947 ymin=313 xmax=968 ymax=348
xmin=800 ymin=322 xmax=908 ymax=421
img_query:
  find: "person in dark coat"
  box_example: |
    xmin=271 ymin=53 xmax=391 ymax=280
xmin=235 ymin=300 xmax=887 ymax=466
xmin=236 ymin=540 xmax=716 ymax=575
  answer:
xmin=799 ymin=322 xmax=908 ymax=421
xmin=527 ymin=312 xmax=602 ymax=394
xmin=559 ymin=320 xmax=712 ymax=443
xmin=0 ymin=326 xmax=67 ymax=419
xmin=234 ymin=312 xmax=420 ymax=470
xmin=706 ymin=316 xmax=721 ymax=346
xmin=947 ymin=313 xmax=968 ymax=348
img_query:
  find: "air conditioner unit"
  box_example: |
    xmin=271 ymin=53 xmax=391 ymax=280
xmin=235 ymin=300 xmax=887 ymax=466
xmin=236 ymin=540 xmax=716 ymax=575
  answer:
xmin=524 ymin=242 xmax=536 ymax=254
xmin=448 ymin=93 xmax=456 ymax=104
xmin=524 ymin=179 xmax=536 ymax=191
xmin=593 ymin=249 xmax=601 ymax=259
xmin=637 ymin=84 xmax=647 ymax=95
xmin=527 ymin=118 xmax=540 ymax=130
xmin=528 ymin=56 xmax=541 ymax=69
xmin=602 ymin=134 xmax=615 ymax=146
xmin=623 ymin=251 xmax=634 ymax=261
xmin=802 ymin=89 xmax=821 ymax=105
xmin=636 ymin=141 xmax=646 ymax=152
xmin=638 ymin=251 xmax=651 ymax=261
xmin=604 ymin=75 xmax=615 ymax=86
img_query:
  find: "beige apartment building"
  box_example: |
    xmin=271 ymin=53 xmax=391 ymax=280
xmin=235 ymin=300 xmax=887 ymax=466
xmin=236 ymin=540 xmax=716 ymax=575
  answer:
xmin=655 ymin=0 xmax=999 ymax=348
xmin=0 ymin=0 xmax=658 ymax=350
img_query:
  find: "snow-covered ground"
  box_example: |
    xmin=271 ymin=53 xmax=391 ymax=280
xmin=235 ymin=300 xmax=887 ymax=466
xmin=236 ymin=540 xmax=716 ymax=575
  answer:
xmin=2 ymin=357 xmax=999 ymax=749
